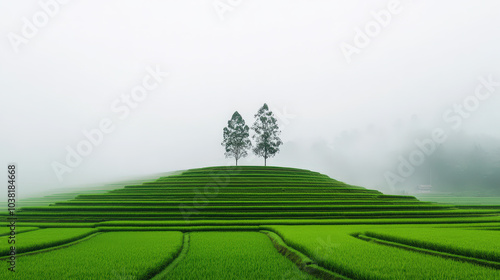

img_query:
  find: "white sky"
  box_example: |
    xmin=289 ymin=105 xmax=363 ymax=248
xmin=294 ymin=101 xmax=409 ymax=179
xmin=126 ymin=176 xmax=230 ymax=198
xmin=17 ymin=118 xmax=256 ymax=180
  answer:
xmin=1 ymin=0 xmax=500 ymax=198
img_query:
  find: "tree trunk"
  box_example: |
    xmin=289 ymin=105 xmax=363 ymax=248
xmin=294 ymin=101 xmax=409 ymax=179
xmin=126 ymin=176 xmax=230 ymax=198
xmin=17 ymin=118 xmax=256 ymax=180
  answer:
xmin=264 ymin=148 xmax=267 ymax=166
xmin=236 ymin=158 xmax=238 ymax=166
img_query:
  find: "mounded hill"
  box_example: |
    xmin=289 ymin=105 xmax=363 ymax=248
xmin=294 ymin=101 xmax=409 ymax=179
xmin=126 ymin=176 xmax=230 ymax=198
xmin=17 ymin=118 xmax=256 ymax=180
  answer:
xmin=15 ymin=166 xmax=495 ymax=223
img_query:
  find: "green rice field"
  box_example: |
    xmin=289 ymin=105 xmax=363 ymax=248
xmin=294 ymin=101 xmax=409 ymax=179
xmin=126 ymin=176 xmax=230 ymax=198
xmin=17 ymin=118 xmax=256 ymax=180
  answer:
xmin=2 ymin=166 xmax=499 ymax=279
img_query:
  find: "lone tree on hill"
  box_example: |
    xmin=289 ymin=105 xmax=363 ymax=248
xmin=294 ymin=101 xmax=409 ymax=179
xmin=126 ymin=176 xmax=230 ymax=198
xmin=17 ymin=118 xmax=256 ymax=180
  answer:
xmin=252 ymin=103 xmax=283 ymax=166
xmin=221 ymin=111 xmax=252 ymax=166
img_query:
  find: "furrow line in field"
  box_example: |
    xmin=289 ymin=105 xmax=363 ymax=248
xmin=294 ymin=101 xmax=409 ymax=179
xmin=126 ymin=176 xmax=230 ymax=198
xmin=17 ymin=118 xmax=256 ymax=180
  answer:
xmin=0 ymin=232 xmax=101 ymax=260
xmin=353 ymin=233 xmax=500 ymax=270
xmin=262 ymin=230 xmax=351 ymax=280
xmin=150 ymin=233 xmax=190 ymax=280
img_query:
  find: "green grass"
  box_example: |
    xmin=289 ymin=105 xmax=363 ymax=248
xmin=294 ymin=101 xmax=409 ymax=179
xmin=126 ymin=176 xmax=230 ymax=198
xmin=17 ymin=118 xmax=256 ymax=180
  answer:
xmin=163 ymin=231 xmax=317 ymax=280
xmin=15 ymin=209 xmax=499 ymax=219
xmin=13 ymin=216 xmax=499 ymax=228
xmin=51 ymin=200 xmax=430 ymax=206
xmin=0 ymin=231 xmax=183 ymax=279
xmin=13 ymin=223 xmax=97 ymax=228
xmin=364 ymin=227 xmax=500 ymax=262
xmin=98 ymin=226 xmax=261 ymax=232
xmin=416 ymin=195 xmax=500 ymax=205
xmin=19 ymin=204 xmax=453 ymax=212
xmin=12 ymin=164 xmax=488 ymax=224
xmin=0 ymin=228 xmax=97 ymax=256
xmin=0 ymin=227 xmax=38 ymax=237
xmin=266 ymin=225 xmax=500 ymax=280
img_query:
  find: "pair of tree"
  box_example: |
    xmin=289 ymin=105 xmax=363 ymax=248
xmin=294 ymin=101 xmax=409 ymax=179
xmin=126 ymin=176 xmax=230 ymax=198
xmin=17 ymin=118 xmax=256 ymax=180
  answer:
xmin=222 ymin=104 xmax=283 ymax=166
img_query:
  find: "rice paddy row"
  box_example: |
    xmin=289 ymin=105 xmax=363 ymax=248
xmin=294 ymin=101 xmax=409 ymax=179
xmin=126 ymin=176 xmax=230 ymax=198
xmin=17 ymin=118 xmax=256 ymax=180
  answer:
xmin=0 ymin=232 xmax=184 ymax=279
xmin=0 ymin=228 xmax=97 ymax=257
xmin=266 ymin=225 xmax=500 ymax=280
xmin=5 ymin=224 xmax=500 ymax=279
xmin=160 ymin=232 xmax=316 ymax=280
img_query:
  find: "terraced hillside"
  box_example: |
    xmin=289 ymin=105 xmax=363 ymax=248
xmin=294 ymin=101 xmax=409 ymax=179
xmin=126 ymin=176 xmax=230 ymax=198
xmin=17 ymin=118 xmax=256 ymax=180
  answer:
xmin=3 ymin=166 xmax=500 ymax=279
xmin=15 ymin=166 xmax=499 ymax=223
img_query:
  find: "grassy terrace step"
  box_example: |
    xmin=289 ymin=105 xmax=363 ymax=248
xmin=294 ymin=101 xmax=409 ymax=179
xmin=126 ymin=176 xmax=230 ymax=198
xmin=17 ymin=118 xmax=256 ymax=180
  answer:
xmin=156 ymin=175 xmax=334 ymax=181
xmin=117 ymin=186 xmax=371 ymax=191
xmin=52 ymin=200 xmax=428 ymax=206
xmin=135 ymin=183 xmax=357 ymax=188
xmin=15 ymin=209 xmax=498 ymax=218
xmin=111 ymin=189 xmax=379 ymax=194
xmin=103 ymin=192 xmax=379 ymax=196
xmin=68 ymin=195 xmax=417 ymax=201
xmin=104 ymin=191 xmax=379 ymax=196
xmin=19 ymin=205 xmax=453 ymax=212
xmin=112 ymin=190 xmax=375 ymax=195
xmin=154 ymin=176 xmax=332 ymax=180
xmin=0 ymin=227 xmax=39 ymax=236
xmin=151 ymin=176 xmax=333 ymax=180
xmin=108 ymin=194 xmax=379 ymax=198
xmin=103 ymin=193 xmax=379 ymax=198
xmin=10 ymin=217 xmax=500 ymax=228
xmin=143 ymin=178 xmax=342 ymax=182
xmin=198 ymin=170 xmax=318 ymax=174
xmin=14 ymin=214 xmax=497 ymax=224
xmin=71 ymin=195 xmax=383 ymax=201
xmin=69 ymin=198 xmax=383 ymax=202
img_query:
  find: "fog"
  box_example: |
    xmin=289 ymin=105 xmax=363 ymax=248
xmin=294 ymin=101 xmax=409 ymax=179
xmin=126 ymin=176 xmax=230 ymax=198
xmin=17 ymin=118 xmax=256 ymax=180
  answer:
xmin=1 ymin=0 xmax=500 ymax=199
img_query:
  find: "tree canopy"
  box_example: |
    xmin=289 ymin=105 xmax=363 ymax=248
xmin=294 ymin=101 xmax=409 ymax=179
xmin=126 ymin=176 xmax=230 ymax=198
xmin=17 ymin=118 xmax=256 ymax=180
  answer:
xmin=221 ymin=111 xmax=252 ymax=166
xmin=251 ymin=103 xmax=283 ymax=166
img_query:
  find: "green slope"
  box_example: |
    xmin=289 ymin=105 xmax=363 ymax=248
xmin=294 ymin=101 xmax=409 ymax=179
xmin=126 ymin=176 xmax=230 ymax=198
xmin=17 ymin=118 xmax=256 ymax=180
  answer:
xmin=11 ymin=166 xmax=499 ymax=224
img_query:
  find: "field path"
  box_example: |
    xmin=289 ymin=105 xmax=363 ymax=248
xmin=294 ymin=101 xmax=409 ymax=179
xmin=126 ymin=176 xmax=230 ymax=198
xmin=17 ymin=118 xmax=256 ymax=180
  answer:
xmin=159 ymin=231 xmax=317 ymax=280
xmin=151 ymin=233 xmax=191 ymax=279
